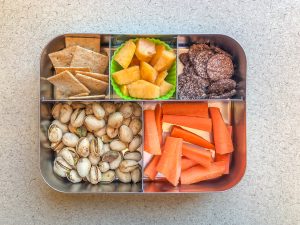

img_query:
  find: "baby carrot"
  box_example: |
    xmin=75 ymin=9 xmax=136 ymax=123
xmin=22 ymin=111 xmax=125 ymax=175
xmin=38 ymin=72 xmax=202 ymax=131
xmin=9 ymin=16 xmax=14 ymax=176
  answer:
xmin=155 ymin=104 xmax=163 ymax=145
xmin=182 ymin=143 xmax=213 ymax=168
xmin=144 ymin=110 xmax=162 ymax=155
xmin=144 ymin=156 xmax=160 ymax=180
xmin=181 ymin=157 xmax=198 ymax=171
xmin=161 ymin=102 xmax=209 ymax=117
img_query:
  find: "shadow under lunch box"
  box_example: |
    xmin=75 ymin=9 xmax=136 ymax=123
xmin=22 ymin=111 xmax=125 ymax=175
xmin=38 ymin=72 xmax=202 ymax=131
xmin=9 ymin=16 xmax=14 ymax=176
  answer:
xmin=40 ymin=34 xmax=246 ymax=193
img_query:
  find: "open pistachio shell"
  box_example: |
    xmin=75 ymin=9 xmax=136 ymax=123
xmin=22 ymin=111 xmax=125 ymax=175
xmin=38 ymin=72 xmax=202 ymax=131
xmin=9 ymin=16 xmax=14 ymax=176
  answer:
xmin=102 ymin=102 xmax=116 ymax=115
xmin=119 ymin=125 xmax=133 ymax=143
xmin=87 ymin=165 xmax=101 ymax=184
xmin=98 ymin=161 xmax=110 ymax=172
xmin=52 ymin=103 xmax=62 ymax=120
xmin=92 ymin=103 xmax=105 ymax=119
xmin=129 ymin=118 xmax=142 ymax=136
xmin=59 ymin=104 xmax=73 ymax=124
xmin=51 ymin=120 xmax=68 ymax=133
xmin=94 ymin=126 xmax=106 ymax=137
xmin=70 ymin=108 xmax=85 ymax=128
xmin=62 ymin=132 xmax=79 ymax=147
xmin=128 ymin=135 xmax=142 ymax=152
xmin=119 ymin=102 xmax=133 ymax=118
xmin=119 ymin=160 xmax=139 ymax=173
xmin=76 ymin=137 xmax=90 ymax=157
xmin=101 ymin=170 xmax=116 ymax=183
xmin=53 ymin=156 xmax=72 ymax=178
xmin=132 ymin=103 xmax=142 ymax=117
xmin=76 ymin=158 xmax=91 ymax=178
xmin=116 ymin=168 xmax=131 ymax=183
xmin=84 ymin=115 xmax=105 ymax=132
xmin=88 ymin=154 xmax=101 ymax=166
xmin=48 ymin=124 xmax=63 ymax=143
xmin=50 ymin=141 xmax=65 ymax=152
xmin=66 ymin=170 xmax=82 ymax=183
xmin=131 ymin=166 xmax=142 ymax=183
xmin=58 ymin=147 xmax=79 ymax=167
xmin=110 ymin=139 xmax=127 ymax=151
xmin=124 ymin=151 xmax=142 ymax=161
xmin=108 ymin=112 xmax=123 ymax=128
xmin=102 ymin=134 xmax=113 ymax=143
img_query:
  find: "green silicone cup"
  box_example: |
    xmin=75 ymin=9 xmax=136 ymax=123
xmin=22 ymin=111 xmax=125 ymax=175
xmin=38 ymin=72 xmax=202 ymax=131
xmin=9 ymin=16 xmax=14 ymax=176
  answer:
xmin=110 ymin=38 xmax=176 ymax=100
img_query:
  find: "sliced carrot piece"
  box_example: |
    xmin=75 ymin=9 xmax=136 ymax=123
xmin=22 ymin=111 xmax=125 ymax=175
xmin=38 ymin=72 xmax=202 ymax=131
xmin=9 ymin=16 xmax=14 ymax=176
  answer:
xmin=180 ymin=162 xmax=226 ymax=184
xmin=162 ymin=102 xmax=209 ymax=117
xmin=154 ymin=104 xmax=163 ymax=145
xmin=182 ymin=143 xmax=213 ymax=168
xmin=209 ymin=107 xmax=233 ymax=154
xmin=162 ymin=115 xmax=212 ymax=132
xmin=156 ymin=136 xmax=182 ymax=186
xmin=171 ymin=126 xmax=214 ymax=149
xmin=181 ymin=157 xmax=198 ymax=171
xmin=144 ymin=156 xmax=160 ymax=180
xmin=144 ymin=110 xmax=161 ymax=155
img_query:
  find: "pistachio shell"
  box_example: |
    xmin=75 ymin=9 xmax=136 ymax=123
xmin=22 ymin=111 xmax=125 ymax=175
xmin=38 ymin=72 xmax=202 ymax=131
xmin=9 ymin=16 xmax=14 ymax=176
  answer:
xmin=53 ymin=156 xmax=72 ymax=178
xmin=98 ymin=161 xmax=110 ymax=172
xmin=119 ymin=160 xmax=139 ymax=173
xmin=68 ymin=123 xmax=77 ymax=134
xmin=84 ymin=115 xmax=105 ymax=132
xmin=52 ymin=103 xmax=62 ymax=120
xmin=119 ymin=125 xmax=133 ymax=143
xmin=110 ymin=139 xmax=127 ymax=151
xmin=62 ymin=132 xmax=79 ymax=147
xmin=58 ymin=147 xmax=78 ymax=167
xmin=102 ymin=144 xmax=110 ymax=155
xmin=85 ymin=104 xmax=93 ymax=115
xmin=131 ymin=167 xmax=142 ymax=183
xmin=90 ymin=137 xmax=104 ymax=157
xmin=122 ymin=117 xmax=131 ymax=126
xmin=124 ymin=151 xmax=142 ymax=161
xmin=51 ymin=120 xmax=68 ymax=133
xmin=88 ymin=154 xmax=101 ymax=165
xmin=107 ymin=112 xmax=123 ymax=128
xmin=102 ymin=151 xmax=122 ymax=170
xmin=48 ymin=124 xmax=63 ymax=143
xmin=106 ymin=126 xmax=118 ymax=138
xmin=59 ymin=104 xmax=73 ymax=123
xmin=94 ymin=125 xmax=106 ymax=137
xmin=70 ymin=108 xmax=85 ymax=128
xmin=101 ymin=170 xmax=115 ymax=183
xmin=87 ymin=165 xmax=101 ymax=184
xmin=102 ymin=134 xmax=113 ymax=143
xmin=66 ymin=170 xmax=82 ymax=183
xmin=50 ymin=141 xmax=65 ymax=152
xmin=132 ymin=103 xmax=142 ymax=117
xmin=76 ymin=137 xmax=90 ymax=157
xmin=129 ymin=118 xmax=142 ymax=135
xmin=86 ymin=132 xmax=94 ymax=142
xmin=119 ymin=102 xmax=133 ymax=118
xmin=128 ymin=135 xmax=142 ymax=152
xmin=76 ymin=158 xmax=91 ymax=178
xmin=102 ymin=102 xmax=116 ymax=114
xmin=116 ymin=168 xmax=131 ymax=183
xmin=92 ymin=103 xmax=105 ymax=119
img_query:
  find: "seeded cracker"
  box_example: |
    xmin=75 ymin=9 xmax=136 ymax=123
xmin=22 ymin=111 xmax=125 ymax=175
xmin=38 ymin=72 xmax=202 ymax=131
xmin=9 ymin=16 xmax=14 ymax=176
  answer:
xmin=55 ymin=67 xmax=91 ymax=75
xmin=65 ymin=36 xmax=100 ymax=52
xmin=75 ymin=73 xmax=108 ymax=94
xmin=208 ymin=79 xmax=236 ymax=94
xmin=48 ymin=46 xmax=77 ymax=67
xmin=74 ymin=71 xmax=109 ymax=82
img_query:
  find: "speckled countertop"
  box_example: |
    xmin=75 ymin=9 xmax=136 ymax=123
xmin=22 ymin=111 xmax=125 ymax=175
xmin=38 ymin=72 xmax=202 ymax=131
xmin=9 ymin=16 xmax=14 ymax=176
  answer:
xmin=0 ymin=0 xmax=299 ymax=224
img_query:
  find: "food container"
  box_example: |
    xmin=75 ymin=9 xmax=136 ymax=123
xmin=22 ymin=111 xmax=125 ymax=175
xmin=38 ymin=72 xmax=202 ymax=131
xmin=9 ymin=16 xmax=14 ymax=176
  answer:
xmin=40 ymin=34 xmax=246 ymax=193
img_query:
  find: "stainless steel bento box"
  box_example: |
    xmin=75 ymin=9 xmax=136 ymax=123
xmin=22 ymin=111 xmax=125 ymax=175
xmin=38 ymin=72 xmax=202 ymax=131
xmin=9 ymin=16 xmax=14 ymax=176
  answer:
xmin=40 ymin=34 xmax=246 ymax=193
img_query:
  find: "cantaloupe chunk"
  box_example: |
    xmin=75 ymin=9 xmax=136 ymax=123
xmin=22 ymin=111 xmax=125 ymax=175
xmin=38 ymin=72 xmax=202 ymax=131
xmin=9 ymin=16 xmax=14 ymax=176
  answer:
xmin=155 ymin=70 xmax=168 ymax=85
xmin=114 ymin=40 xmax=136 ymax=69
xmin=153 ymin=50 xmax=176 ymax=72
xmin=140 ymin=61 xmax=158 ymax=83
xmin=120 ymin=85 xmax=129 ymax=96
xmin=129 ymin=55 xmax=140 ymax=67
xmin=135 ymin=39 xmax=156 ymax=62
xmin=159 ymin=80 xmax=173 ymax=96
xmin=150 ymin=44 xmax=166 ymax=66
xmin=127 ymin=80 xmax=160 ymax=99
xmin=112 ymin=66 xmax=140 ymax=85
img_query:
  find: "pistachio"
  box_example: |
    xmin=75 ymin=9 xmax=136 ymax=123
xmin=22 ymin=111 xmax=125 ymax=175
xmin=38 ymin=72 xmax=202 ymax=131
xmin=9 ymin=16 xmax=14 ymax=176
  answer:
xmin=102 ymin=144 xmax=110 ymax=155
xmin=128 ymin=135 xmax=142 ymax=152
xmin=84 ymin=115 xmax=105 ymax=132
xmin=98 ymin=161 xmax=110 ymax=172
xmin=108 ymin=112 xmax=123 ymax=128
xmin=119 ymin=125 xmax=134 ymax=143
xmin=129 ymin=118 xmax=142 ymax=135
xmin=124 ymin=151 xmax=142 ymax=161
xmin=68 ymin=123 xmax=77 ymax=134
xmin=66 ymin=170 xmax=82 ymax=183
xmin=92 ymin=103 xmax=105 ymax=119
xmin=119 ymin=102 xmax=133 ymax=118
xmin=88 ymin=154 xmax=101 ymax=166
xmin=48 ymin=124 xmax=63 ymax=143
xmin=76 ymin=158 xmax=91 ymax=178
xmin=106 ymin=126 xmax=118 ymax=138
xmin=51 ymin=120 xmax=68 ymax=133
xmin=85 ymin=104 xmax=93 ymax=115
xmin=119 ymin=160 xmax=139 ymax=173
xmin=62 ymin=132 xmax=79 ymax=147
xmin=58 ymin=147 xmax=79 ymax=167
xmin=102 ymin=102 xmax=116 ymax=115
xmin=52 ymin=103 xmax=62 ymax=120
xmin=116 ymin=168 xmax=131 ymax=183
xmin=102 ymin=151 xmax=122 ymax=170
xmin=86 ymin=165 xmax=101 ymax=184
xmin=59 ymin=104 xmax=73 ymax=123
xmin=110 ymin=139 xmax=127 ymax=151
xmin=122 ymin=117 xmax=131 ymax=126
xmin=70 ymin=108 xmax=85 ymax=128
xmin=102 ymin=134 xmax=113 ymax=143
xmin=76 ymin=126 xmax=87 ymax=137
xmin=76 ymin=137 xmax=90 ymax=157
xmin=131 ymin=166 xmax=142 ymax=183
xmin=132 ymin=103 xmax=142 ymax=117
xmin=53 ymin=156 xmax=72 ymax=178
xmin=101 ymin=170 xmax=115 ymax=183
xmin=94 ymin=126 xmax=106 ymax=137
xmin=50 ymin=141 xmax=65 ymax=152
xmin=90 ymin=137 xmax=105 ymax=157
xmin=86 ymin=132 xmax=94 ymax=142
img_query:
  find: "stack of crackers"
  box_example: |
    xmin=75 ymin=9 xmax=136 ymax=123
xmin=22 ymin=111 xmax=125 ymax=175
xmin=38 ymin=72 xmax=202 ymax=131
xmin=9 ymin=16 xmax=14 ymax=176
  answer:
xmin=47 ymin=36 xmax=109 ymax=99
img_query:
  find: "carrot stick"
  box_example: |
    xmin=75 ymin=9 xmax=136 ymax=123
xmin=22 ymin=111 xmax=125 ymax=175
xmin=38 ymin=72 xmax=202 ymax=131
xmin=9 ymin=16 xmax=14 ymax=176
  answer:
xmin=162 ymin=102 xmax=209 ymax=117
xmin=162 ymin=115 xmax=212 ymax=131
xmin=181 ymin=157 xmax=198 ymax=171
xmin=157 ymin=137 xmax=182 ymax=186
xmin=181 ymin=162 xmax=226 ymax=184
xmin=171 ymin=126 xmax=214 ymax=149
xmin=144 ymin=156 xmax=160 ymax=180
xmin=154 ymin=104 xmax=163 ymax=145
xmin=209 ymin=107 xmax=233 ymax=154
xmin=182 ymin=143 xmax=213 ymax=168
xmin=144 ymin=110 xmax=162 ymax=155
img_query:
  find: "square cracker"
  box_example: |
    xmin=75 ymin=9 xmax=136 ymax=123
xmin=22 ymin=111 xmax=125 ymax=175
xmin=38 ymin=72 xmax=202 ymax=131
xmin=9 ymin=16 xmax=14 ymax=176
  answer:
xmin=47 ymin=71 xmax=90 ymax=97
xmin=75 ymin=73 xmax=108 ymax=94
xmin=48 ymin=46 xmax=77 ymax=67
xmin=70 ymin=46 xmax=108 ymax=73
xmin=75 ymin=71 xmax=108 ymax=82
xmin=55 ymin=67 xmax=91 ymax=75
xmin=65 ymin=37 xmax=100 ymax=52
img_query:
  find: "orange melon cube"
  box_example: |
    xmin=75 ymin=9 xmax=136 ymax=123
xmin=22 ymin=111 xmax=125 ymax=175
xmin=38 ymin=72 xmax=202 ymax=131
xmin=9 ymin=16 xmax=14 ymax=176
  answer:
xmin=112 ymin=66 xmax=140 ymax=85
xmin=155 ymin=70 xmax=168 ymax=85
xmin=140 ymin=61 xmax=158 ymax=83
xmin=150 ymin=44 xmax=166 ymax=66
xmin=153 ymin=50 xmax=176 ymax=72
xmin=159 ymin=80 xmax=173 ymax=97
xmin=114 ymin=40 xmax=136 ymax=69
xmin=135 ymin=39 xmax=156 ymax=62
xmin=127 ymin=80 xmax=160 ymax=99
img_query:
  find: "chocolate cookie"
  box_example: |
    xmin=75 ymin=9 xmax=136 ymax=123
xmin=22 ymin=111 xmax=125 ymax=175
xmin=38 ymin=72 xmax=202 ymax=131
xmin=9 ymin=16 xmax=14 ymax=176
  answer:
xmin=188 ymin=44 xmax=210 ymax=62
xmin=208 ymin=79 xmax=236 ymax=94
xmin=208 ymin=89 xmax=237 ymax=99
xmin=178 ymin=73 xmax=208 ymax=99
xmin=192 ymin=50 xmax=214 ymax=78
xmin=207 ymin=54 xmax=234 ymax=81
xmin=179 ymin=53 xmax=190 ymax=65
xmin=182 ymin=65 xmax=210 ymax=87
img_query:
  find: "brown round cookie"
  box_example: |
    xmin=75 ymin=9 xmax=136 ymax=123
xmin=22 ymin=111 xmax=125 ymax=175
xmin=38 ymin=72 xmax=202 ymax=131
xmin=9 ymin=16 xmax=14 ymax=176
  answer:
xmin=182 ymin=64 xmax=210 ymax=87
xmin=207 ymin=54 xmax=234 ymax=81
xmin=178 ymin=73 xmax=208 ymax=99
xmin=208 ymin=79 xmax=236 ymax=94
xmin=192 ymin=50 xmax=214 ymax=78
xmin=179 ymin=53 xmax=190 ymax=65
xmin=188 ymin=44 xmax=210 ymax=62
xmin=208 ymin=89 xmax=236 ymax=99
